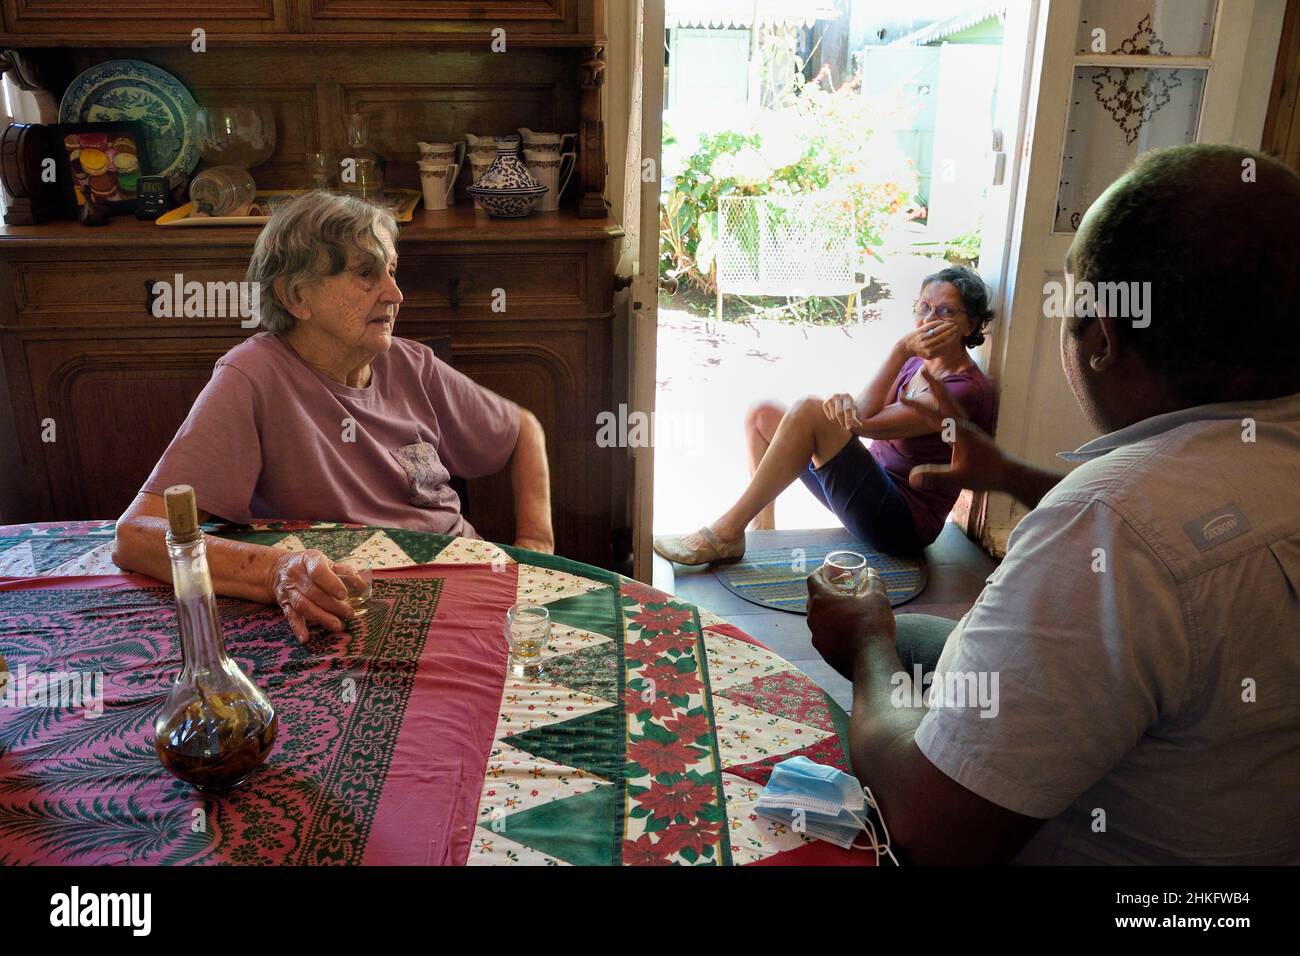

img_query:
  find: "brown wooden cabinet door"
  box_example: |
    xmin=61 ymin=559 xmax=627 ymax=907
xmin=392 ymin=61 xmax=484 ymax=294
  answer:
xmin=20 ymin=335 xmax=233 ymax=521
xmin=1 ymin=0 xmax=287 ymax=35
xmin=295 ymin=0 xmax=582 ymax=37
xmin=406 ymin=319 xmax=614 ymax=568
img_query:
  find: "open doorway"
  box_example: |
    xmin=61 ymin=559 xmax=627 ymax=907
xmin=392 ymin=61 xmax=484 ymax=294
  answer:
xmin=653 ymin=0 xmax=1013 ymax=541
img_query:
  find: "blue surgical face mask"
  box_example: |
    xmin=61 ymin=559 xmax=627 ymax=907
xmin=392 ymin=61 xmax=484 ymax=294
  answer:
xmin=753 ymin=756 xmax=899 ymax=864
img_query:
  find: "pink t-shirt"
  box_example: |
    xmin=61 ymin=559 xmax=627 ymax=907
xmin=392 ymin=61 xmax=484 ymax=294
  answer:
xmin=869 ymin=355 xmax=995 ymax=544
xmin=142 ymin=332 xmax=520 ymax=537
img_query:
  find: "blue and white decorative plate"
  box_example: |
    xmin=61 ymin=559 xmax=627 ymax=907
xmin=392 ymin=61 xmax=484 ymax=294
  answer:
xmin=59 ymin=59 xmax=199 ymax=179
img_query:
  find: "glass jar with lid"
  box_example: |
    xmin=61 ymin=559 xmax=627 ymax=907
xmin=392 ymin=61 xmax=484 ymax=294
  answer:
xmin=188 ymin=165 xmax=256 ymax=217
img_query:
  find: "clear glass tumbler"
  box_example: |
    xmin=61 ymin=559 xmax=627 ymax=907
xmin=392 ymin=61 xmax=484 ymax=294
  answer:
xmin=505 ymin=603 xmax=551 ymax=678
xmin=822 ymin=550 xmax=869 ymax=595
xmin=333 ymin=556 xmax=373 ymax=618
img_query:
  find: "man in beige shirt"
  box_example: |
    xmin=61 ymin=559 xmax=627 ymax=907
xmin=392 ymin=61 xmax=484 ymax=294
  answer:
xmin=806 ymin=144 xmax=1300 ymax=864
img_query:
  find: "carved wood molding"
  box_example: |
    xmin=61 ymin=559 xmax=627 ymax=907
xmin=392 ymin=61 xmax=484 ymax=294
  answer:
xmin=578 ymin=44 xmax=605 ymax=89
xmin=47 ymin=348 xmax=228 ymax=404
xmin=10 ymin=258 xmax=252 ymax=316
xmin=448 ymin=339 xmax=578 ymax=396
xmin=577 ymin=44 xmax=606 ymax=219
xmin=308 ymin=0 xmax=566 ymax=21
xmin=0 ymin=34 xmax=606 ymax=48
xmin=0 ymin=46 xmax=61 ymax=123
xmin=6 ymin=0 xmax=275 ymax=20
xmin=0 ymin=49 xmax=70 ymax=125
xmin=45 ymin=348 xmax=226 ymax=510
xmin=0 ymin=48 xmax=46 ymax=91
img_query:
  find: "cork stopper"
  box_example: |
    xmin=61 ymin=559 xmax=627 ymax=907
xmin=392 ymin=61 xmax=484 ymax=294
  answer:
xmin=164 ymin=484 xmax=202 ymax=543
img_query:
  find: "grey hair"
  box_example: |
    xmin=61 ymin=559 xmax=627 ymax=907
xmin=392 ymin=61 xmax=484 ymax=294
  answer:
xmin=246 ymin=190 xmax=399 ymax=334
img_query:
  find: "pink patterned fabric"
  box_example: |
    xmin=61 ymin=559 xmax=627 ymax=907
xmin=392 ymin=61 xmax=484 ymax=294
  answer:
xmin=0 ymin=564 xmax=513 ymax=865
xmin=1 ymin=522 xmax=871 ymax=867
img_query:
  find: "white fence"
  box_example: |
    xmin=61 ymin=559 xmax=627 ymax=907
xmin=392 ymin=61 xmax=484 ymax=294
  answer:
xmin=715 ymin=192 xmax=867 ymax=319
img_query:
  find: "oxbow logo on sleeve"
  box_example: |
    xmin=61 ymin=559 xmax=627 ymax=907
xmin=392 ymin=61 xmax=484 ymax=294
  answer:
xmin=1182 ymin=503 xmax=1252 ymax=552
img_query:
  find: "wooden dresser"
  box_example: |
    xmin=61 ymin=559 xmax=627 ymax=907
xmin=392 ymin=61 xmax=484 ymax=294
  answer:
xmin=0 ymin=0 xmax=629 ymax=570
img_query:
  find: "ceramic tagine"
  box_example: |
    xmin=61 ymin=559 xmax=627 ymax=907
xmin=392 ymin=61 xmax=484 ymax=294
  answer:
xmin=465 ymin=142 xmax=548 ymax=218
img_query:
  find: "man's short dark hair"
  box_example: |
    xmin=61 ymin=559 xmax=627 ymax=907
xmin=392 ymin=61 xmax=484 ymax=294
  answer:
xmin=922 ymin=266 xmax=994 ymax=348
xmin=1068 ymin=144 xmax=1300 ymax=405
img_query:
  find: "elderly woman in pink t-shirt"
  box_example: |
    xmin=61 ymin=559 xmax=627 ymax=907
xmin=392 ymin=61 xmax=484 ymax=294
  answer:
xmin=113 ymin=191 xmax=553 ymax=642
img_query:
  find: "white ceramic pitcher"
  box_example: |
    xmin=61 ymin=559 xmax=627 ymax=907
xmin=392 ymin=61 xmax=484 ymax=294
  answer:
xmin=418 ymin=161 xmax=459 ymax=211
xmin=417 ymin=140 xmax=466 ymax=167
xmin=518 ymin=128 xmax=577 ymax=156
xmin=523 ymin=148 xmax=575 ymax=212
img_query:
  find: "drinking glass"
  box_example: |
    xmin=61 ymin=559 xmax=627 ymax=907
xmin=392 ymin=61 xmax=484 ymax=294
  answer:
xmin=194 ymin=105 xmax=277 ymax=169
xmin=822 ymin=550 xmax=868 ymax=595
xmin=306 ymin=150 xmax=335 ymax=189
xmin=505 ymin=603 xmax=551 ymax=677
xmin=333 ymin=557 xmax=373 ymax=617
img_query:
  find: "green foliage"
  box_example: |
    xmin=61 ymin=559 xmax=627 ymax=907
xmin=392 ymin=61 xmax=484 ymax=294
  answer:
xmin=911 ymin=226 xmax=983 ymax=267
xmin=660 ymin=61 xmax=919 ymax=297
xmin=944 ymin=230 xmax=983 ymax=266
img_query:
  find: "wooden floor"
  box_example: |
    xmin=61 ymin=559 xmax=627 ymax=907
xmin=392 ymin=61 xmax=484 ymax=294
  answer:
xmin=653 ymin=524 xmax=999 ymax=712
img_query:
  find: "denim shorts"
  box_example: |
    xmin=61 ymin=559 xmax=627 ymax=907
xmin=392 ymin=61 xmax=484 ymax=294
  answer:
xmin=797 ymin=438 xmax=925 ymax=556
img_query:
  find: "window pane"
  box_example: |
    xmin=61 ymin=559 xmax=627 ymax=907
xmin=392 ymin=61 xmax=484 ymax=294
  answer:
xmin=1055 ymin=67 xmax=1205 ymax=232
xmin=1076 ymin=0 xmax=1217 ymax=56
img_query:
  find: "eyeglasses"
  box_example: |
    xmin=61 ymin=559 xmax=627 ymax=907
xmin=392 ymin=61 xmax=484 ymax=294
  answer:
xmin=913 ymin=300 xmax=966 ymax=320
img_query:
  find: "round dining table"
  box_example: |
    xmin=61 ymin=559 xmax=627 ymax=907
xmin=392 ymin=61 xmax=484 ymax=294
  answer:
xmin=0 ymin=520 xmax=873 ymax=866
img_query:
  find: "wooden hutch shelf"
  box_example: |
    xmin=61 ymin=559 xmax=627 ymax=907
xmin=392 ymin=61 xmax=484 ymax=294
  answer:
xmin=0 ymin=0 xmax=629 ymax=570
xmin=0 ymin=206 xmax=624 ymax=248
xmin=0 ymin=33 xmax=609 ymax=47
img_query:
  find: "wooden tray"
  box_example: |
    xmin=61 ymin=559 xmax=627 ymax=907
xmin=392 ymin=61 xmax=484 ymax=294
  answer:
xmin=156 ymin=188 xmax=423 ymax=226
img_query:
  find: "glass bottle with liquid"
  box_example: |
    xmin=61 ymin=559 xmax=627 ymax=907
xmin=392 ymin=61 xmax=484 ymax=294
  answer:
xmin=154 ymin=484 xmax=277 ymax=791
xmin=339 ymin=112 xmax=386 ymax=199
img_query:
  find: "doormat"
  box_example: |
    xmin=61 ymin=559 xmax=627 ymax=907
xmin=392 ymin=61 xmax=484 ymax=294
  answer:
xmin=714 ymin=541 xmax=926 ymax=614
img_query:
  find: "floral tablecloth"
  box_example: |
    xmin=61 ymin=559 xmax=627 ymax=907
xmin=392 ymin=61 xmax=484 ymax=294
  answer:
xmin=0 ymin=520 xmax=870 ymax=866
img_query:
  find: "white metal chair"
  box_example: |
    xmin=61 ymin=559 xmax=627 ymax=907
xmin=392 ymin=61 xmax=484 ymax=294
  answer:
xmin=714 ymin=192 xmax=867 ymax=321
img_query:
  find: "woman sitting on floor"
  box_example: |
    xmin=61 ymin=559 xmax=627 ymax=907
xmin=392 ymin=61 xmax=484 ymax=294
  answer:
xmin=653 ymin=266 xmax=996 ymax=565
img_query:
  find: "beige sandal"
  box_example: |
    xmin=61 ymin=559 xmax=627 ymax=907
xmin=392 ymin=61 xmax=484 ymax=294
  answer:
xmin=652 ymin=526 xmax=746 ymax=566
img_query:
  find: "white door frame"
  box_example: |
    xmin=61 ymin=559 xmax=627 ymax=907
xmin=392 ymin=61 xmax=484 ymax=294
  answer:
xmin=630 ymin=1 xmax=1045 ymax=574
xmin=981 ymin=0 xmax=1259 ymax=554
xmin=963 ymin=0 xmax=1045 ymax=542
xmin=631 ymin=0 xmax=666 ymax=583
